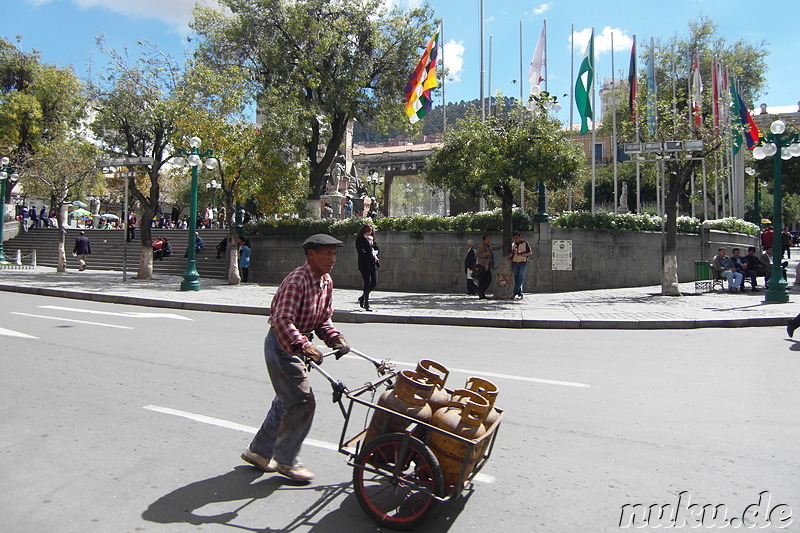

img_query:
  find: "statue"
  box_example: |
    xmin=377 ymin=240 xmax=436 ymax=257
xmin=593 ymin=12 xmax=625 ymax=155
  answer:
xmin=618 ymin=182 xmax=628 ymax=213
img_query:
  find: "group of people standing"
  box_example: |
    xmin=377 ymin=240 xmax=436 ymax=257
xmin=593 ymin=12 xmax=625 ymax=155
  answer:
xmin=465 ymin=232 xmax=532 ymax=300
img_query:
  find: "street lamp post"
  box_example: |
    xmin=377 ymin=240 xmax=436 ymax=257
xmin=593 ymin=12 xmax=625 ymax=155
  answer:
xmin=752 ymin=119 xmax=800 ymax=303
xmin=367 ymin=172 xmax=384 ymax=198
xmin=0 ymin=157 xmax=20 ymax=263
xmin=173 ymin=137 xmax=218 ymax=291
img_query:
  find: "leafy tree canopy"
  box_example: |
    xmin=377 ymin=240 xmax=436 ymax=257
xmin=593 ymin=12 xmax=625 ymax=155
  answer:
xmin=192 ymin=0 xmax=436 ymax=200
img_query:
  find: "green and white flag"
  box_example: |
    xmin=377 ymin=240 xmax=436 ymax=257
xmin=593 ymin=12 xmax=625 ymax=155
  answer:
xmin=575 ymin=29 xmax=595 ymax=134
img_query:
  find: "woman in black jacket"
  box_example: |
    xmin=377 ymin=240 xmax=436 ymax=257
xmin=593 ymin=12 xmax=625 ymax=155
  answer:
xmin=355 ymin=224 xmax=380 ymax=311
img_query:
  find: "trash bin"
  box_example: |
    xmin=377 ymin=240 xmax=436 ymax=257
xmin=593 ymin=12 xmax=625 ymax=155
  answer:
xmin=694 ymin=260 xmax=712 ymax=293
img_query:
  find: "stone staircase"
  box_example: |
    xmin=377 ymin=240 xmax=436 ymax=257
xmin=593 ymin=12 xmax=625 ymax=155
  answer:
xmin=4 ymin=227 xmax=234 ymax=279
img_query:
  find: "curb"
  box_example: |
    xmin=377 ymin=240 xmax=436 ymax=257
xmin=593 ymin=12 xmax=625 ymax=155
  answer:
xmin=0 ymin=283 xmax=791 ymax=330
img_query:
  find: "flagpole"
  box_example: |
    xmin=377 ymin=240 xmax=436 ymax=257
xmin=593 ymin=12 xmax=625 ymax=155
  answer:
xmin=672 ymin=44 xmax=677 ymax=137
xmin=568 ymin=22 xmax=574 ymax=211
xmin=631 ymin=34 xmax=641 ymax=214
xmin=543 ymin=19 xmax=548 ymax=93
xmin=480 ymin=0 xmax=485 ymax=122
xmin=612 ymin=31 xmax=618 ymax=213
xmin=519 ymin=21 xmax=523 ymax=104
xmin=591 ymin=26 xmax=596 ymax=214
xmin=518 ymin=22 xmax=525 ymax=211
xmin=488 ymin=34 xmax=493 ymax=116
xmin=703 ymin=158 xmax=709 ymax=220
xmin=442 ymin=20 xmax=447 ymax=133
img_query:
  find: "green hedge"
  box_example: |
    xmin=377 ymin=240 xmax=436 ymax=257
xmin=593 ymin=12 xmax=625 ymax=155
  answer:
xmin=243 ymin=209 xmax=757 ymax=237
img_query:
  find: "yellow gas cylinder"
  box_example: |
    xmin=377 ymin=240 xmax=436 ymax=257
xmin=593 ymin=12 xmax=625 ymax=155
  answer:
xmin=364 ymin=369 xmax=434 ymax=445
xmin=429 ymin=389 xmax=489 ymax=488
xmin=465 ymin=376 xmax=500 ymax=430
xmin=415 ymin=359 xmax=451 ymax=412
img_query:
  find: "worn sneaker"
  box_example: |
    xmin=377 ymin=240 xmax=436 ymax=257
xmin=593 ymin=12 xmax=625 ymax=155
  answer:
xmin=276 ymin=462 xmax=315 ymax=482
xmin=241 ymin=448 xmax=277 ymax=473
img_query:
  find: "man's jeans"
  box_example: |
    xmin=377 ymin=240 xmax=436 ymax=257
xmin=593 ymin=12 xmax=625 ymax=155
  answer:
xmin=249 ymin=330 xmax=316 ymax=466
xmin=512 ymin=262 xmax=527 ymax=297
xmin=721 ymin=269 xmax=743 ymax=290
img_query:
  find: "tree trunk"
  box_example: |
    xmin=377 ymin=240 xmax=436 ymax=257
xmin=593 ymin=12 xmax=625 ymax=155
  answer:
xmin=661 ymin=163 xmax=696 ymax=296
xmin=227 ymin=229 xmax=241 ymax=285
xmin=138 ymin=246 xmax=154 ymax=279
xmin=56 ymin=204 xmax=67 ymax=272
xmin=135 ymin=203 xmax=155 ymax=280
xmin=492 ymin=185 xmax=515 ymax=299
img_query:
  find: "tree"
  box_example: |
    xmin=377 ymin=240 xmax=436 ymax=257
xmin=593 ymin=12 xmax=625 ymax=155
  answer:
xmin=89 ymin=39 xmax=192 ymax=280
xmin=24 ymin=136 xmax=101 ymax=271
xmin=618 ymin=16 xmax=769 ymax=295
xmin=178 ymin=59 xmax=308 ymax=283
xmin=0 ymin=37 xmax=87 ymax=200
xmin=192 ymin=0 xmax=436 ymax=214
xmin=424 ymin=103 xmax=585 ymax=298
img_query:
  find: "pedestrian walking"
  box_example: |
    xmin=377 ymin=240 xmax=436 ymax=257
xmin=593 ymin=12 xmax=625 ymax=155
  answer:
xmin=127 ymin=212 xmax=137 ymax=242
xmin=73 ymin=231 xmax=91 ymax=271
xmin=241 ymin=233 xmax=350 ymax=482
xmin=464 ymin=240 xmax=477 ymax=295
xmin=238 ymin=236 xmax=251 ymax=283
xmin=355 ymin=224 xmax=380 ymax=311
xmin=788 ymin=313 xmax=800 ymax=338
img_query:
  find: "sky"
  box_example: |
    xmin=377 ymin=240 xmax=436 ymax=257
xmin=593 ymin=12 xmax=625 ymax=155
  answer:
xmin=2 ymin=0 xmax=797 ymax=126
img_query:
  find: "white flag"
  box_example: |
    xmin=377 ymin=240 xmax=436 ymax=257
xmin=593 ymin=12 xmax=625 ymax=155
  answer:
xmin=527 ymin=25 xmax=546 ymax=89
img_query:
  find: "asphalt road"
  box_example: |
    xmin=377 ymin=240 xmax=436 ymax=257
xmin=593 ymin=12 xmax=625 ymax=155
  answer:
xmin=1 ymin=292 xmax=798 ymax=532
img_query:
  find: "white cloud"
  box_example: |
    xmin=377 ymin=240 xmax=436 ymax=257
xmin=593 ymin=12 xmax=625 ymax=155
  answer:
xmin=382 ymin=0 xmax=423 ymax=9
xmin=571 ymin=26 xmax=633 ymax=56
xmin=28 ymin=0 xmax=219 ymax=35
xmin=443 ymin=40 xmax=464 ymax=83
xmin=532 ymin=3 xmax=552 ymax=16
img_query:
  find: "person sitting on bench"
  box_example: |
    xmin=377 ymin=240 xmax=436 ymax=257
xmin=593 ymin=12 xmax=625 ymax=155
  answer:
xmin=711 ymin=248 xmax=743 ymax=293
xmin=731 ymin=248 xmax=760 ymax=292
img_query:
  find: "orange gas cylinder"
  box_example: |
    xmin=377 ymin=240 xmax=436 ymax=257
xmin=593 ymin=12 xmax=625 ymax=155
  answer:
xmin=364 ymin=370 xmax=434 ymax=444
xmin=465 ymin=376 xmax=500 ymax=430
xmin=415 ymin=359 xmax=451 ymax=412
xmin=429 ymin=389 xmax=490 ymax=488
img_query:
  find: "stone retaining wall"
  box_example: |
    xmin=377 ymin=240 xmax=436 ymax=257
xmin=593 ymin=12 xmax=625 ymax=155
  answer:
xmin=248 ymin=224 xmax=759 ymax=293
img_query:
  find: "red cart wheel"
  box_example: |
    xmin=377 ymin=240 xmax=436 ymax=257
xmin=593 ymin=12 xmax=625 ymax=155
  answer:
xmin=353 ymin=433 xmax=444 ymax=531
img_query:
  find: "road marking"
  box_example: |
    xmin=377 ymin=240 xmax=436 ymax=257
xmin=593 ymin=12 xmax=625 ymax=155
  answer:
xmin=0 ymin=326 xmax=38 ymax=339
xmin=390 ymin=359 xmax=591 ymax=388
xmin=143 ymin=404 xmax=495 ymax=484
xmin=39 ymin=305 xmax=192 ymax=321
xmin=10 ymin=312 xmax=134 ymax=329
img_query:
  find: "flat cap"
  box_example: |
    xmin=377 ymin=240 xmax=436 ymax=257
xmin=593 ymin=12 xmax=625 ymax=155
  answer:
xmin=303 ymin=233 xmax=344 ymax=250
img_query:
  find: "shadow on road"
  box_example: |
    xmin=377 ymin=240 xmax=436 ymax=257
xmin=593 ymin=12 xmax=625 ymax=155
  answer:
xmin=142 ymin=465 xmax=471 ymax=532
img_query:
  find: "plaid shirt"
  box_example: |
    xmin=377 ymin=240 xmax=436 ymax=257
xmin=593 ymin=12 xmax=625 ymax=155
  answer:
xmin=269 ymin=262 xmax=341 ymax=354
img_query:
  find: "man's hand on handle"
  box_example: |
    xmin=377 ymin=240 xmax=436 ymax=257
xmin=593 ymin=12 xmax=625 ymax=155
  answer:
xmin=301 ymin=344 xmax=324 ymax=365
xmin=330 ymin=335 xmax=351 ymax=358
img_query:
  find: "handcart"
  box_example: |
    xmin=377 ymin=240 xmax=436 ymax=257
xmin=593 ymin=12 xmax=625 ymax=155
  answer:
xmin=307 ymin=347 xmax=505 ymax=531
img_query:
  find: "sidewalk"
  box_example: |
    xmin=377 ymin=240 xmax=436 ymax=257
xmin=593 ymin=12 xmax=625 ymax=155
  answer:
xmin=1 ymin=264 xmax=798 ymax=329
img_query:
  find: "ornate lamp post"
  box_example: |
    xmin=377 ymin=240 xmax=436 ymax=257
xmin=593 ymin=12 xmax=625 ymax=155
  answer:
xmin=752 ymin=119 xmax=800 ymax=303
xmin=173 ymin=137 xmax=218 ymax=291
xmin=530 ymin=90 xmax=562 ymax=223
xmin=367 ymin=172 xmax=384 ymax=198
xmin=206 ymin=179 xmax=221 ymax=216
xmin=0 ymin=157 xmax=20 ymax=263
